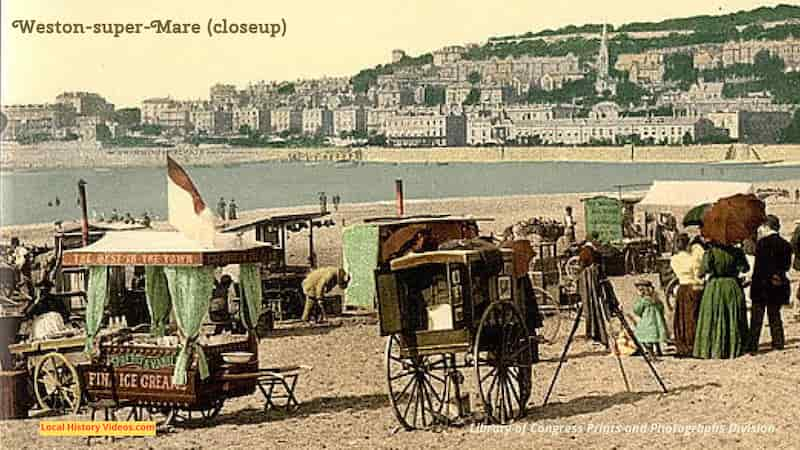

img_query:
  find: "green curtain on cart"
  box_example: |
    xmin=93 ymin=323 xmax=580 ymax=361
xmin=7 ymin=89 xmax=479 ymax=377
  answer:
xmin=239 ymin=264 xmax=262 ymax=332
xmin=342 ymin=224 xmax=380 ymax=310
xmin=144 ymin=266 xmax=172 ymax=337
xmin=163 ymin=266 xmax=215 ymax=385
xmin=84 ymin=266 xmax=109 ymax=352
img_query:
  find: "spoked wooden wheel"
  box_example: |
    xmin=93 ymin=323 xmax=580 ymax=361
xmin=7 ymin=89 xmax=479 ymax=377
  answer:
xmin=474 ymin=301 xmax=533 ymax=424
xmin=561 ymin=256 xmax=581 ymax=283
xmin=33 ymin=352 xmax=81 ymax=415
xmin=532 ymin=286 xmax=561 ymax=344
xmin=385 ymin=335 xmax=449 ymax=430
xmin=664 ymin=278 xmax=679 ymax=311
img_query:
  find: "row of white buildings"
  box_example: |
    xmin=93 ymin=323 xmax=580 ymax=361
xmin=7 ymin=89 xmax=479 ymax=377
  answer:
xmin=138 ymin=96 xmax=795 ymax=146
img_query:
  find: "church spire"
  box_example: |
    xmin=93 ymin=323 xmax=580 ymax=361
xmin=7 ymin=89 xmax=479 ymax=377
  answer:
xmin=598 ymin=23 xmax=609 ymax=78
xmin=595 ymin=23 xmax=615 ymax=96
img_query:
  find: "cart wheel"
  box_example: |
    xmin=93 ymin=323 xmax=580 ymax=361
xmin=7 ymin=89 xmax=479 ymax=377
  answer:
xmin=624 ymin=248 xmax=637 ymax=274
xmin=123 ymin=406 xmax=176 ymax=430
xmin=385 ymin=335 xmax=449 ymax=430
xmin=561 ymin=256 xmax=581 ymax=281
xmin=172 ymin=400 xmax=225 ymax=425
xmin=474 ymin=301 xmax=532 ymax=424
xmin=33 ymin=352 xmax=81 ymax=415
xmin=664 ymin=278 xmax=680 ymax=311
xmin=532 ymin=287 xmax=561 ymax=344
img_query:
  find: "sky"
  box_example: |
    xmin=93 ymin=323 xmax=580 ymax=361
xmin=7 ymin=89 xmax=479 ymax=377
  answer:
xmin=0 ymin=0 xmax=793 ymax=107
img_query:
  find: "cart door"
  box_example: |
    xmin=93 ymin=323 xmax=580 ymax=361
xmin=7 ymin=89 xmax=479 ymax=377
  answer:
xmin=375 ymin=271 xmax=403 ymax=336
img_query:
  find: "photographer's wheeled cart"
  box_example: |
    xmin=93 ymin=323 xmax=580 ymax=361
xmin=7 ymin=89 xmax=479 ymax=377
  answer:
xmin=377 ymin=247 xmax=539 ymax=429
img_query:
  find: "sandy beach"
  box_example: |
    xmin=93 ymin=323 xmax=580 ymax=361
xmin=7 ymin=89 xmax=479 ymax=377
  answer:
xmin=2 ymin=179 xmax=800 ymax=449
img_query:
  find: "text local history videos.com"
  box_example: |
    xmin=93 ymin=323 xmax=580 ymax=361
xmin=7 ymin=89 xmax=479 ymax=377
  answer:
xmin=39 ymin=421 xmax=156 ymax=437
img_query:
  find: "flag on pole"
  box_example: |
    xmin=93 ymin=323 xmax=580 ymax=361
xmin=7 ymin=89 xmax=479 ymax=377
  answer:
xmin=167 ymin=155 xmax=218 ymax=244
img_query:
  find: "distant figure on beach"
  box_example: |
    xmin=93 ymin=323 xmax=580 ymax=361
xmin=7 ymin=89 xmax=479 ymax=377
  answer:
xmin=319 ymin=192 xmax=328 ymax=214
xmin=140 ymin=212 xmax=151 ymax=227
xmin=124 ymin=212 xmax=135 ymax=224
xmin=47 ymin=201 xmax=52 ymax=207
xmin=795 ymin=189 xmax=799 ymax=204
xmin=228 ymin=199 xmax=238 ymax=220
xmin=332 ymin=194 xmax=341 ymax=212
xmin=563 ymin=206 xmax=576 ymax=245
xmin=54 ymin=196 xmax=60 ymax=207
xmin=217 ymin=197 xmax=227 ymax=220
xmin=110 ymin=209 xmax=120 ymax=222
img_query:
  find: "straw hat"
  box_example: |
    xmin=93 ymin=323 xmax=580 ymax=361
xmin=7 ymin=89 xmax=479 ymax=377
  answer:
xmin=634 ymin=278 xmax=653 ymax=288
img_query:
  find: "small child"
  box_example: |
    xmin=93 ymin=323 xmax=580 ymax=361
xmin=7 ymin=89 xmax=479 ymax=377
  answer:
xmin=632 ymin=278 xmax=668 ymax=357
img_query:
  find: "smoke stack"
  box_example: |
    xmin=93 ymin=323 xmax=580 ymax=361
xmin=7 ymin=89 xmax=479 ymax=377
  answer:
xmin=395 ymin=179 xmax=404 ymax=217
xmin=78 ymin=179 xmax=89 ymax=247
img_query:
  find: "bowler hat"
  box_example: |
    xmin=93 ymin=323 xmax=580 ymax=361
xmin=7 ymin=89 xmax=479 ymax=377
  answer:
xmin=765 ymin=214 xmax=780 ymax=231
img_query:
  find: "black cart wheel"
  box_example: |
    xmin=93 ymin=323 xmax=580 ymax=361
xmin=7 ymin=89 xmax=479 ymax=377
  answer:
xmin=171 ymin=399 xmax=225 ymax=425
xmin=532 ymin=287 xmax=561 ymax=344
xmin=123 ymin=405 xmax=176 ymax=430
xmin=474 ymin=301 xmax=532 ymax=424
xmin=385 ymin=335 xmax=449 ymax=430
xmin=663 ymin=278 xmax=680 ymax=311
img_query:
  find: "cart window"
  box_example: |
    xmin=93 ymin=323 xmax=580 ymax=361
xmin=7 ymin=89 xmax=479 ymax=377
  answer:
xmin=376 ymin=273 xmax=402 ymax=335
xmin=393 ymin=264 xmax=455 ymax=332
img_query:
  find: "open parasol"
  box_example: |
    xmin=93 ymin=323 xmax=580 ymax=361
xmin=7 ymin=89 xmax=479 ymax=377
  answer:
xmin=682 ymin=203 xmax=711 ymax=227
xmin=701 ymin=194 xmax=766 ymax=245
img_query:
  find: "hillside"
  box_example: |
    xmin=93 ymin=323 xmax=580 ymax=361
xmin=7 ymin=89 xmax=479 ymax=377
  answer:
xmin=352 ymin=4 xmax=800 ymax=92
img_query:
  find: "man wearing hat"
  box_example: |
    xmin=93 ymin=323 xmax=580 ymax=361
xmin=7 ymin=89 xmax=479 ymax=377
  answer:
xmin=749 ymin=214 xmax=792 ymax=352
xmin=301 ymin=267 xmax=349 ymax=323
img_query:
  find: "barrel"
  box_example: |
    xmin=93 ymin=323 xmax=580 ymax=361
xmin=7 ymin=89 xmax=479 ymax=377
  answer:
xmin=0 ymin=370 xmax=32 ymax=420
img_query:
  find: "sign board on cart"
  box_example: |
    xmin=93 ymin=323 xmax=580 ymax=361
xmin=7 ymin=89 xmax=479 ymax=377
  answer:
xmin=582 ymin=196 xmax=623 ymax=244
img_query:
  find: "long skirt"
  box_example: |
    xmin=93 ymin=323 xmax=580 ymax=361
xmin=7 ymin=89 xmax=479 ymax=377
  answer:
xmin=693 ymin=277 xmax=748 ymax=359
xmin=577 ymin=265 xmax=608 ymax=346
xmin=673 ymin=285 xmax=703 ymax=356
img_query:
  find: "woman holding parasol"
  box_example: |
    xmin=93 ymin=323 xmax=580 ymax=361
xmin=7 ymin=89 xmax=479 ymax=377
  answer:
xmin=693 ymin=194 xmax=766 ymax=359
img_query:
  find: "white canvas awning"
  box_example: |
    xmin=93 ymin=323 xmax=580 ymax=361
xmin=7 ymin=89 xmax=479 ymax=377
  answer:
xmin=639 ymin=181 xmax=754 ymax=207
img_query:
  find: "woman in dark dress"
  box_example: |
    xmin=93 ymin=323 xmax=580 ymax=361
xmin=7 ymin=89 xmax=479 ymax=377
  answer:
xmin=693 ymin=243 xmax=749 ymax=359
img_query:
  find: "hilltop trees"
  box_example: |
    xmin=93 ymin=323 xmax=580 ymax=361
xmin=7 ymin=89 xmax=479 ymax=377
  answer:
xmin=780 ymin=109 xmax=800 ymax=143
xmin=664 ymin=53 xmax=697 ymax=89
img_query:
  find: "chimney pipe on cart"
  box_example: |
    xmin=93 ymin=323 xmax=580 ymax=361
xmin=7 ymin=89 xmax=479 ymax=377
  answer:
xmin=395 ymin=179 xmax=404 ymax=217
xmin=78 ymin=179 xmax=89 ymax=247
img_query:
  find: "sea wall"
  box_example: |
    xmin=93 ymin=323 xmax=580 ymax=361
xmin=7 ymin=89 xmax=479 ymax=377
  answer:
xmin=1 ymin=141 xmax=798 ymax=170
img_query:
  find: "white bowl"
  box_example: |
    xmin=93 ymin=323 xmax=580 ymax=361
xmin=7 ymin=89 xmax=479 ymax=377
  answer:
xmin=221 ymin=352 xmax=253 ymax=364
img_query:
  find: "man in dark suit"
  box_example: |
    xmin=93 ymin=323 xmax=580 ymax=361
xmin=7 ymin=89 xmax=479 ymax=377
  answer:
xmin=791 ymin=219 xmax=800 ymax=321
xmin=749 ymin=215 xmax=793 ymax=352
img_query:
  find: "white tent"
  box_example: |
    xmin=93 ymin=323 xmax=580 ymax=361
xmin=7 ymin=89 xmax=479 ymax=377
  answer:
xmin=639 ymin=180 xmax=754 ymax=206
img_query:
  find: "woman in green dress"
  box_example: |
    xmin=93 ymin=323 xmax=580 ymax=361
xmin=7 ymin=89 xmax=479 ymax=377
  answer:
xmin=693 ymin=243 xmax=750 ymax=359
